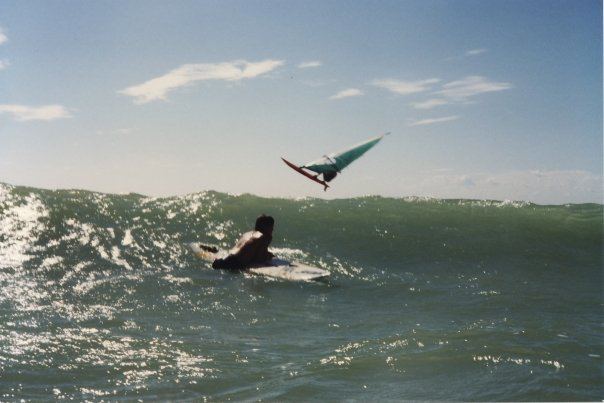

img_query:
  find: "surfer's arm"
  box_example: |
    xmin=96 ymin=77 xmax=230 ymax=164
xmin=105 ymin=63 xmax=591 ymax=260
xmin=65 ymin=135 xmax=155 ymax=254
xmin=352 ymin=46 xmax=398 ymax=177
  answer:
xmin=232 ymin=235 xmax=273 ymax=264
xmin=257 ymin=248 xmax=274 ymax=262
xmin=256 ymin=234 xmax=274 ymax=262
xmin=231 ymin=240 xmax=256 ymax=265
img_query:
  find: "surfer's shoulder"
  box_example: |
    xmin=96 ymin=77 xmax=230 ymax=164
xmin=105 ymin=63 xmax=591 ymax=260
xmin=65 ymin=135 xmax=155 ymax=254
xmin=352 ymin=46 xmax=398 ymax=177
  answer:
xmin=238 ymin=231 xmax=262 ymax=242
xmin=236 ymin=231 xmax=255 ymax=241
xmin=232 ymin=231 xmax=262 ymax=250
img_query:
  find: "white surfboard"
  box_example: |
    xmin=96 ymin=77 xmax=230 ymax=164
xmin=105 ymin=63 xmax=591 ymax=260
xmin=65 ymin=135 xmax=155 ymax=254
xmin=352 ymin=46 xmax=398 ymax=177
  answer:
xmin=189 ymin=243 xmax=330 ymax=281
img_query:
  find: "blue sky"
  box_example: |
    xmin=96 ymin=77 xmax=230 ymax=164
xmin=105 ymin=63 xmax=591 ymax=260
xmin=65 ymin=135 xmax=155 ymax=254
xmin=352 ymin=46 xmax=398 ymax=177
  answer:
xmin=0 ymin=0 xmax=601 ymax=204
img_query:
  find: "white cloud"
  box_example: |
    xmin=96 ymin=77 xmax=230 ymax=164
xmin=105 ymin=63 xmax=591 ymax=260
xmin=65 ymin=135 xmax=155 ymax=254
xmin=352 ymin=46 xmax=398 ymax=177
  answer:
xmin=437 ymin=76 xmax=511 ymax=100
xmin=0 ymin=60 xmax=9 ymax=70
xmin=408 ymin=115 xmax=459 ymax=126
xmin=466 ymin=48 xmax=487 ymax=56
xmin=410 ymin=98 xmax=448 ymax=110
xmin=298 ymin=61 xmax=322 ymax=69
xmin=371 ymin=78 xmax=440 ymax=95
xmin=0 ymin=104 xmax=73 ymax=121
xmin=0 ymin=27 xmax=7 ymax=45
xmin=329 ymin=88 xmax=363 ymax=100
xmin=119 ymin=59 xmax=285 ymax=104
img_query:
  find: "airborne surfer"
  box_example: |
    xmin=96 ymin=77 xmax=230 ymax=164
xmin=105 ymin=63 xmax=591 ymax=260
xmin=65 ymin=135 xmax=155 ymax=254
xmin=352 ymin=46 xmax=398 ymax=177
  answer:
xmin=282 ymin=132 xmax=389 ymax=191
xmin=211 ymin=215 xmax=275 ymax=270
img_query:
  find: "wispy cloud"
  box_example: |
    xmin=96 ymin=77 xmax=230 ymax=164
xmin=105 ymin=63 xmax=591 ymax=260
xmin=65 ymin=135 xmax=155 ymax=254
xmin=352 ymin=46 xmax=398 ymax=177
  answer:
xmin=410 ymin=98 xmax=448 ymax=110
xmin=445 ymin=48 xmax=488 ymax=61
xmin=0 ymin=60 xmax=9 ymax=70
xmin=465 ymin=48 xmax=487 ymax=56
xmin=437 ymin=76 xmax=511 ymax=100
xmin=410 ymin=75 xmax=511 ymax=110
xmin=298 ymin=60 xmax=322 ymax=69
xmin=408 ymin=115 xmax=459 ymax=127
xmin=371 ymin=78 xmax=440 ymax=95
xmin=0 ymin=104 xmax=73 ymax=121
xmin=119 ymin=59 xmax=285 ymax=104
xmin=329 ymin=88 xmax=363 ymax=100
xmin=0 ymin=27 xmax=7 ymax=45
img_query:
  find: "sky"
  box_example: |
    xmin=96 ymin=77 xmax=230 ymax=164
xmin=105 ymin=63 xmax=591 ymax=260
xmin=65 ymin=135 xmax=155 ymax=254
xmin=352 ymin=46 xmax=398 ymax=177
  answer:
xmin=0 ymin=0 xmax=602 ymax=204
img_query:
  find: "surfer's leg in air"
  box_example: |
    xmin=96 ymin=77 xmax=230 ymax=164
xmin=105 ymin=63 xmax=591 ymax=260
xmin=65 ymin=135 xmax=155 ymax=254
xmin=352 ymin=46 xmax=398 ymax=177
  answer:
xmin=323 ymin=171 xmax=337 ymax=182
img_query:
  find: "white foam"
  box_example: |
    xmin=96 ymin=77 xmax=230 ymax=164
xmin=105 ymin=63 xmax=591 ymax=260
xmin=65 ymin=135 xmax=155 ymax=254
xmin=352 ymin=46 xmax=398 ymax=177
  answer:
xmin=110 ymin=246 xmax=133 ymax=270
xmin=540 ymin=359 xmax=564 ymax=370
xmin=122 ymin=229 xmax=134 ymax=246
xmin=153 ymin=240 xmax=166 ymax=249
xmin=165 ymin=294 xmax=180 ymax=303
xmin=0 ymin=190 xmax=49 ymax=268
xmin=59 ymin=261 xmax=91 ymax=285
xmin=270 ymin=247 xmax=308 ymax=258
xmin=206 ymin=220 xmax=233 ymax=241
xmin=40 ymin=256 xmax=64 ymax=271
xmin=61 ymin=219 xmax=96 ymax=246
xmin=163 ymin=274 xmax=193 ymax=284
xmin=473 ymin=355 xmax=564 ymax=370
xmin=0 ymin=188 xmax=52 ymax=312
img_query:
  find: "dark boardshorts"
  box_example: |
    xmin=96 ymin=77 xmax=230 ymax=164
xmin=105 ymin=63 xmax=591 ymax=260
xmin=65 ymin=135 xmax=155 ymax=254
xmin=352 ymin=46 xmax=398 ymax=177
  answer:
xmin=212 ymin=255 xmax=245 ymax=270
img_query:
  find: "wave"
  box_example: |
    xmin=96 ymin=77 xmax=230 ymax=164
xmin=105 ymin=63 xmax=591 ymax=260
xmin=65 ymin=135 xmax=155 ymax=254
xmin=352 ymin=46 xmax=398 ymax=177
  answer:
xmin=0 ymin=182 xmax=602 ymax=400
xmin=1 ymin=182 xmax=601 ymax=273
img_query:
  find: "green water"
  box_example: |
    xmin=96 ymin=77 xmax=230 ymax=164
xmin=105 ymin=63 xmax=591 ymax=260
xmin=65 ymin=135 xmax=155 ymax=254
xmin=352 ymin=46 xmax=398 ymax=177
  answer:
xmin=0 ymin=183 xmax=602 ymax=400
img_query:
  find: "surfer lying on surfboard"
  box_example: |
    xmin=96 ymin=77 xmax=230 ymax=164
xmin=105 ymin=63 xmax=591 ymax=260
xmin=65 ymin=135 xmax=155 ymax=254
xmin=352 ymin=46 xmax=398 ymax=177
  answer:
xmin=211 ymin=215 xmax=275 ymax=270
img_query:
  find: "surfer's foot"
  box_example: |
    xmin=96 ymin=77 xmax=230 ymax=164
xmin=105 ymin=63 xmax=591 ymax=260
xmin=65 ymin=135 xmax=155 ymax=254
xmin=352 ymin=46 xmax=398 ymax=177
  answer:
xmin=200 ymin=244 xmax=218 ymax=253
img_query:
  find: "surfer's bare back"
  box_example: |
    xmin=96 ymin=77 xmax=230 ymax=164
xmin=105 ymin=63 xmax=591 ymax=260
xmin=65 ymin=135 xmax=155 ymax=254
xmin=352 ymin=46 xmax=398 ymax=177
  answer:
xmin=212 ymin=215 xmax=275 ymax=270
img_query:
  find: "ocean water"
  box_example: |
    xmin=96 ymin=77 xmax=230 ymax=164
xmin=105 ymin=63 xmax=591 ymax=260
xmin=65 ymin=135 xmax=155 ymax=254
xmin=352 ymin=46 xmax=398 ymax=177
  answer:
xmin=0 ymin=182 xmax=602 ymax=401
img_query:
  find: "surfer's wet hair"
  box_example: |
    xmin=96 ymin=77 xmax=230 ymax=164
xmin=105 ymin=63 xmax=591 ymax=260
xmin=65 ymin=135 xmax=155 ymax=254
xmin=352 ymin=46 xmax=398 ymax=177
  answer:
xmin=255 ymin=215 xmax=274 ymax=233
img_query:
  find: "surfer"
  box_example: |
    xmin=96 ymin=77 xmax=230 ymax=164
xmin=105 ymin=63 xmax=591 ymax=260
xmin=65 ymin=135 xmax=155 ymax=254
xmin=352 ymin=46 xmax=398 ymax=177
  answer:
xmin=211 ymin=215 xmax=275 ymax=270
xmin=281 ymin=132 xmax=389 ymax=191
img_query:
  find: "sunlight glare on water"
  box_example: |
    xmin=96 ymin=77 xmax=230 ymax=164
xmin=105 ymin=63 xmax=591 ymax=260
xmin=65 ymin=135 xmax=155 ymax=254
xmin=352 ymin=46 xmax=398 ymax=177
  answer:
xmin=0 ymin=183 xmax=601 ymax=400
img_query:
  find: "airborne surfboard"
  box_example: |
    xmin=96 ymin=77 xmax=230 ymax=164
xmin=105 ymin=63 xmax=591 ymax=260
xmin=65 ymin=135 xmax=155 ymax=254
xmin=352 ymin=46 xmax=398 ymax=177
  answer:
xmin=189 ymin=243 xmax=330 ymax=282
xmin=281 ymin=157 xmax=330 ymax=191
xmin=281 ymin=132 xmax=389 ymax=191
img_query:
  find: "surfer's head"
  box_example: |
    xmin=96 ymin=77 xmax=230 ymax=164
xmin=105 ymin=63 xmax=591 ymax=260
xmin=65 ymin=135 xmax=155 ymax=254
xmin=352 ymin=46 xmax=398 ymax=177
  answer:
xmin=255 ymin=214 xmax=274 ymax=235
